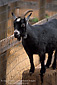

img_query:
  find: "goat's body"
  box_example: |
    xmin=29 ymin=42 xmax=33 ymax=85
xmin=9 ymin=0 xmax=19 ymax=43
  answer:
xmin=13 ymin=11 xmax=57 ymax=83
xmin=22 ymin=19 xmax=57 ymax=75
xmin=22 ymin=19 xmax=57 ymax=56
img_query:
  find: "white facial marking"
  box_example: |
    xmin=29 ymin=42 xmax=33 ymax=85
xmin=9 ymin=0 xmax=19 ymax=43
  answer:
xmin=16 ymin=18 xmax=21 ymax=22
xmin=24 ymin=34 xmax=27 ymax=39
xmin=27 ymin=21 xmax=28 ymax=25
xmin=14 ymin=29 xmax=20 ymax=35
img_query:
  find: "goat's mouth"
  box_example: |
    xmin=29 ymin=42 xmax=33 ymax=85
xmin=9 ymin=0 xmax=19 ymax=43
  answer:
xmin=14 ymin=34 xmax=21 ymax=41
xmin=17 ymin=37 xmax=21 ymax=41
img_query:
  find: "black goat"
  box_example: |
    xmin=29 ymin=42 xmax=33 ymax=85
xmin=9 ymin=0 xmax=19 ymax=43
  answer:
xmin=12 ymin=10 xmax=57 ymax=79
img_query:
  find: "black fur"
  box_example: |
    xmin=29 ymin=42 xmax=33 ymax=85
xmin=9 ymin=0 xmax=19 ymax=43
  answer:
xmin=13 ymin=16 xmax=57 ymax=76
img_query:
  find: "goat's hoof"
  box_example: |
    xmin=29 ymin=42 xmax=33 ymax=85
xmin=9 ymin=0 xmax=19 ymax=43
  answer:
xmin=52 ymin=64 xmax=56 ymax=70
xmin=29 ymin=72 xmax=33 ymax=76
xmin=52 ymin=66 xmax=56 ymax=70
xmin=45 ymin=64 xmax=49 ymax=68
xmin=29 ymin=68 xmax=35 ymax=76
xmin=29 ymin=69 xmax=34 ymax=73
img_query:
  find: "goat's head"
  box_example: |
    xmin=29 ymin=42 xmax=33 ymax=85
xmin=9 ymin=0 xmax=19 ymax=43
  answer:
xmin=12 ymin=10 xmax=33 ymax=41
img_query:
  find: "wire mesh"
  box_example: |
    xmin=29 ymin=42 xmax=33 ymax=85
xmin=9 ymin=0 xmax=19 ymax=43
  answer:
xmin=0 ymin=0 xmax=57 ymax=84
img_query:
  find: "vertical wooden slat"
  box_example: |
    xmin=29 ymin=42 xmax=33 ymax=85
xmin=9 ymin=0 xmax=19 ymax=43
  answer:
xmin=38 ymin=0 xmax=46 ymax=20
xmin=0 ymin=5 xmax=8 ymax=85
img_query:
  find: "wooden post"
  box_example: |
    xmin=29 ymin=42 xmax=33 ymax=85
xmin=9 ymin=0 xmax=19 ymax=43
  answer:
xmin=38 ymin=0 xmax=46 ymax=20
xmin=0 ymin=5 xmax=8 ymax=85
xmin=8 ymin=2 xmax=17 ymax=35
xmin=22 ymin=68 xmax=57 ymax=85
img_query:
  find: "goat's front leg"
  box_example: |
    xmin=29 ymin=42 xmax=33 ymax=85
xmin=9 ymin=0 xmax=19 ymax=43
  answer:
xmin=46 ymin=51 xmax=53 ymax=68
xmin=28 ymin=54 xmax=35 ymax=74
xmin=40 ymin=53 xmax=46 ymax=75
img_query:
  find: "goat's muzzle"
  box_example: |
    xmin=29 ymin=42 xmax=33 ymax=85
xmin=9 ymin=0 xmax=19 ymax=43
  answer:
xmin=14 ymin=31 xmax=21 ymax=41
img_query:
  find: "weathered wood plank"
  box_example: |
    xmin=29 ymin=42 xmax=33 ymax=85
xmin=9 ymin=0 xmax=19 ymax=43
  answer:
xmin=0 ymin=34 xmax=21 ymax=54
xmin=17 ymin=1 xmax=57 ymax=11
xmin=17 ymin=1 xmax=38 ymax=9
xmin=0 ymin=0 xmax=20 ymax=7
xmin=0 ymin=14 xmax=57 ymax=54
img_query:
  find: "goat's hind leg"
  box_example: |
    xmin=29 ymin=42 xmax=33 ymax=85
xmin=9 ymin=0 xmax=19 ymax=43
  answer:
xmin=40 ymin=53 xmax=46 ymax=75
xmin=52 ymin=50 xmax=57 ymax=69
xmin=46 ymin=51 xmax=53 ymax=68
xmin=40 ymin=53 xmax=46 ymax=83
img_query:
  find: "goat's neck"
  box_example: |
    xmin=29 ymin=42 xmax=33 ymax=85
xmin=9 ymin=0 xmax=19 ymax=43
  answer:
xmin=22 ymin=23 xmax=33 ymax=40
xmin=26 ymin=23 xmax=33 ymax=34
xmin=26 ymin=23 xmax=36 ymax=40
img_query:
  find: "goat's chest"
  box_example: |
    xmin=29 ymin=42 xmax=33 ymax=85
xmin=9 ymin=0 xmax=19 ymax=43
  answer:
xmin=22 ymin=38 xmax=38 ymax=53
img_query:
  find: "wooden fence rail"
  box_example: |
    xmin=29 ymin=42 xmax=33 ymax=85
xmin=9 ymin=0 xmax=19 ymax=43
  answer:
xmin=0 ymin=34 xmax=20 ymax=54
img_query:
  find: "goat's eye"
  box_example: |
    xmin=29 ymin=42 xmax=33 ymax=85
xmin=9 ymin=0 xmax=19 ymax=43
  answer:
xmin=21 ymin=23 xmax=25 ymax=27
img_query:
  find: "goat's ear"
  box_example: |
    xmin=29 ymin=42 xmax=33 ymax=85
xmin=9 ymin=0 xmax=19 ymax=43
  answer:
xmin=26 ymin=13 xmax=32 ymax=22
xmin=12 ymin=13 xmax=17 ymax=20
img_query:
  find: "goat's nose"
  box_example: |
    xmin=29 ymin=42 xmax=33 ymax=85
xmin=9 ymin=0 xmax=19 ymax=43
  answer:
xmin=14 ymin=32 xmax=18 ymax=38
xmin=15 ymin=32 xmax=18 ymax=35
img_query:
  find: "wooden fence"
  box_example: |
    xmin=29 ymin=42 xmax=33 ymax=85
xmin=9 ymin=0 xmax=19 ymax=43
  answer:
xmin=1 ymin=13 xmax=57 ymax=54
xmin=0 ymin=0 xmax=57 ymax=85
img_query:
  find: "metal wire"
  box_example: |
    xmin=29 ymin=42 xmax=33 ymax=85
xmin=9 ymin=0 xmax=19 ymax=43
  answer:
xmin=0 ymin=51 xmax=25 ymax=75
xmin=0 ymin=43 xmax=22 ymax=64
xmin=6 ymin=56 xmax=28 ymax=76
xmin=0 ymin=17 xmax=13 ymax=24
xmin=10 ymin=64 xmax=30 ymax=81
xmin=0 ymin=53 xmax=28 ymax=78
xmin=0 ymin=0 xmax=57 ymax=84
xmin=6 ymin=47 xmax=23 ymax=67
xmin=2 ymin=64 xmax=30 ymax=84
xmin=0 ymin=6 xmax=18 ymax=15
xmin=0 ymin=26 xmax=13 ymax=36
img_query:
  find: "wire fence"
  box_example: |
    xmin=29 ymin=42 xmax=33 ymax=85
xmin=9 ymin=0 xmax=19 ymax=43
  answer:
xmin=0 ymin=0 xmax=57 ymax=84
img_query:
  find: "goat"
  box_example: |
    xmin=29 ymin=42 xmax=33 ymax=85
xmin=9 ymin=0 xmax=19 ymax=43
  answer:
xmin=12 ymin=10 xmax=57 ymax=81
